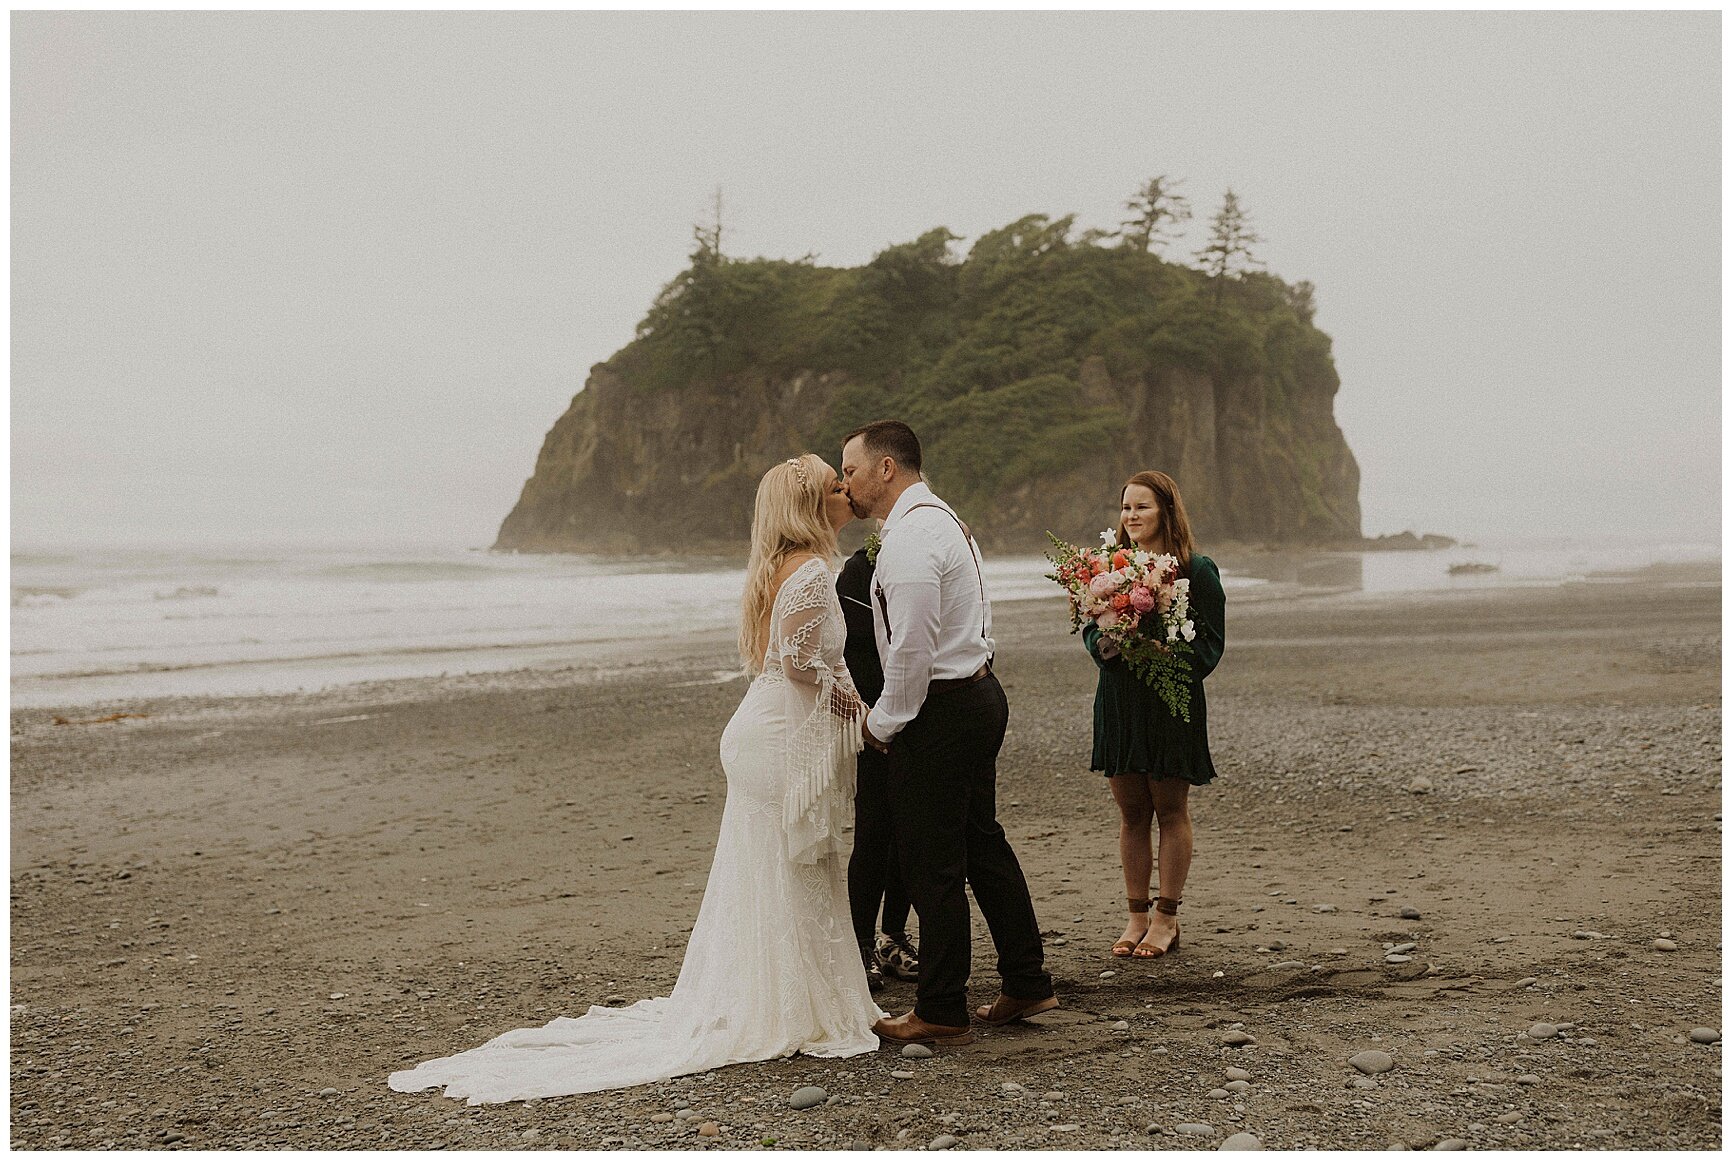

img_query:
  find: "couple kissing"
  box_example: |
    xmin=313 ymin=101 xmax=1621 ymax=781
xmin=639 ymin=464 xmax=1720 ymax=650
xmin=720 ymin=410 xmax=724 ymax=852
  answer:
xmin=389 ymin=420 xmax=1056 ymax=1103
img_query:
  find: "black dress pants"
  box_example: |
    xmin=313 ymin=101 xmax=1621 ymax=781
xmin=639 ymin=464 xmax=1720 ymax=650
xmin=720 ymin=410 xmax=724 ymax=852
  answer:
xmin=887 ymin=672 xmax=1052 ymax=1027
xmin=848 ymin=746 xmax=911 ymax=952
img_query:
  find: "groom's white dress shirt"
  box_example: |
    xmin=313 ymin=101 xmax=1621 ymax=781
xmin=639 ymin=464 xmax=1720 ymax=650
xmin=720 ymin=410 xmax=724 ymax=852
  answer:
xmin=866 ymin=482 xmax=996 ymax=745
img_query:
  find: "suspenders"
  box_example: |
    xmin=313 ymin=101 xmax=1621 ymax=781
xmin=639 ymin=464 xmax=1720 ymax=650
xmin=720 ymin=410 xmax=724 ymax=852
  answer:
xmin=874 ymin=502 xmax=990 ymax=646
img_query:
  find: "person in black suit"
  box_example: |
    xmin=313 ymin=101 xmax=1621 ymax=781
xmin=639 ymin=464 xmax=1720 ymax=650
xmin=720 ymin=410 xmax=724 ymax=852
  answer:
xmin=837 ymin=538 xmax=918 ymax=993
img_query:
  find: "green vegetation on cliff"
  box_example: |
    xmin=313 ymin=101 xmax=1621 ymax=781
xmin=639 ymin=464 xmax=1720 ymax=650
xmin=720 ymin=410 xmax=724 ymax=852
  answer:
xmin=495 ymin=201 xmax=1359 ymax=552
xmin=612 ymin=213 xmax=1334 ymax=521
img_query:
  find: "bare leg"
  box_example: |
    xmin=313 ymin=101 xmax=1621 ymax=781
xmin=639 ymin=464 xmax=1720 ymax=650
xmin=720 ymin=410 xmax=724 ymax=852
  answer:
xmin=1141 ymin=778 xmax=1193 ymax=953
xmin=1108 ymin=774 xmax=1155 ymax=951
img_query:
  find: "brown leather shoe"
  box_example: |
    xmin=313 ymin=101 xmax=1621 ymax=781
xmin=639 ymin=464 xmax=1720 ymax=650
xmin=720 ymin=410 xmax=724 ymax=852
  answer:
xmin=872 ymin=1010 xmax=975 ymax=1046
xmin=974 ymin=993 xmax=1060 ymax=1026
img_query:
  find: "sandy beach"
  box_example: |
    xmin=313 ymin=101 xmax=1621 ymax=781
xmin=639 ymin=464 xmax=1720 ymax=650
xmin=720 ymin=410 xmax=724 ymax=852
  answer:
xmin=10 ymin=564 xmax=1721 ymax=1150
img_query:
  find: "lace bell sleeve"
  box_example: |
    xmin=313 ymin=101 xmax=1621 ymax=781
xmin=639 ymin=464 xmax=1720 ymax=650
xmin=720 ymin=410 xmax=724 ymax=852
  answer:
xmin=774 ymin=564 xmax=863 ymax=865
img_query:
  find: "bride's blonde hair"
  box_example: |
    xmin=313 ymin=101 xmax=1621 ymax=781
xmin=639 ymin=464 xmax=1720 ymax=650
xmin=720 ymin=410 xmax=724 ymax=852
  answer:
xmin=739 ymin=453 xmax=840 ymax=673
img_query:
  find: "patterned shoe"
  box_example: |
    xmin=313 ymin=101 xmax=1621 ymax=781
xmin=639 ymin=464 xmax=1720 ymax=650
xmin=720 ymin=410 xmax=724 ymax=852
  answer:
xmin=861 ymin=947 xmax=886 ymax=993
xmin=877 ymin=931 xmax=921 ymax=982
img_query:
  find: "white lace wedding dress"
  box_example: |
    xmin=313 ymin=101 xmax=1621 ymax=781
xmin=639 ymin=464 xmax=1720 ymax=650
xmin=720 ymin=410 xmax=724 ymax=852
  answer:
xmin=389 ymin=558 xmax=881 ymax=1103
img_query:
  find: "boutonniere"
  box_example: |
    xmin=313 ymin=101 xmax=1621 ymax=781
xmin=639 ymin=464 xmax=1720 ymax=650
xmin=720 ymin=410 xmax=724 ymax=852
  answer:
xmin=865 ymin=531 xmax=882 ymax=564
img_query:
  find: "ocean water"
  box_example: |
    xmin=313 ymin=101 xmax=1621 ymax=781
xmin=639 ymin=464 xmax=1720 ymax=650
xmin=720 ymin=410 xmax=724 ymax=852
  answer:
xmin=11 ymin=535 xmax=1717 ymax=709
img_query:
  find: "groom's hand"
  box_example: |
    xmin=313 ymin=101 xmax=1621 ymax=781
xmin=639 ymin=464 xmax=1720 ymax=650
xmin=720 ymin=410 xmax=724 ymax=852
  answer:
xmin=862 ymin=718 xmax=889 ymax=753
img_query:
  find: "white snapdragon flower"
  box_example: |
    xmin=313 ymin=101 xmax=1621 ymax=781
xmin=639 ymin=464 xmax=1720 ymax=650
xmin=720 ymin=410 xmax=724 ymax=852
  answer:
xmin=1100 ymin=528 xmax=1119 ymax=547
xmin=1180 ymin=622 xmax=1197 ymax=642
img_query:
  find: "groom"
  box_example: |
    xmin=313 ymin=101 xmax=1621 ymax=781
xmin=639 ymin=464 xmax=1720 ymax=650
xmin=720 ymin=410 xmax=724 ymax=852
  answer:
xmin=840 ymin=420 xmax=1057 ymax=1046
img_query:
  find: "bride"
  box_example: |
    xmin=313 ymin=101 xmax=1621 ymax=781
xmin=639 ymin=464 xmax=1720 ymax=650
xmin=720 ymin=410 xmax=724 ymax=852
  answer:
xmin=389 ymin=454 xmax=882 ymax=1103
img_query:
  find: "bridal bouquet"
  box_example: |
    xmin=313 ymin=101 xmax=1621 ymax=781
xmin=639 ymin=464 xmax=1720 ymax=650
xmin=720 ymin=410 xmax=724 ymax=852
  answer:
xmin=1045 ymin=530 xmax=1198 ymax=722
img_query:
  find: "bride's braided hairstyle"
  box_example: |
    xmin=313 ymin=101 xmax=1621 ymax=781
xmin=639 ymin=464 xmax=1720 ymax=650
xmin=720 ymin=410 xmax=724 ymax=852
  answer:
xmin=738 ymin=453 xmax=840 ymax=673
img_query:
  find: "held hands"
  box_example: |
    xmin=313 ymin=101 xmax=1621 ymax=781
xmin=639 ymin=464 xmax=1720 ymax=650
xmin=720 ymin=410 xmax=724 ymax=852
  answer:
xmin=862 ymin=715 xmax=889 ymax=753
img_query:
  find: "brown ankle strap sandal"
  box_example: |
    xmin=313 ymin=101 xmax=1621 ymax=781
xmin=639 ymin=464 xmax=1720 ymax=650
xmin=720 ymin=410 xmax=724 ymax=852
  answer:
xmin=1112 ymin=899 xmax=1154 ymax=957
xmin=1133 ymin=898 xmax=1182 ymax=959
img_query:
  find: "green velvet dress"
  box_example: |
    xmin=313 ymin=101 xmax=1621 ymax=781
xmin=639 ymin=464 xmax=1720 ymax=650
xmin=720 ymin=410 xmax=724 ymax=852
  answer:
xmin=1084 ymin=554 xmax=1225 ymax=784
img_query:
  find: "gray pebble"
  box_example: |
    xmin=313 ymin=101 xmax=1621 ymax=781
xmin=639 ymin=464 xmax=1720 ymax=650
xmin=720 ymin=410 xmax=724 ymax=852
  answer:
xmin=1207 ymin=1088 xmax=1230 ymax=1100
xmin=1495 ymin=1112 xmax=1522 ymax=1125
xmin=1350 ymin=1077 xmax=1378 ymax=1090
xmin=901 ymin=1043 xmax=934 ymax=1059
xmin=929 ymin=1134 xmax=958 ymax=1151
xmin=1219 ymin=1131 xmax=1262 ymax=1150
xmin=1271 ymin=961 xmax=1307 ymax=971
xmin=1399 ymin=906 xmax=1423 ymax=920
xmin=1654 ymin=938 xmax=1679 ymax=952
xmin=1385 ymin=954 xmax=1414 ymax=964
xmin=1000 ymin=1082 xmax=1021 ymax=1093
xmin=1434 ymin=1140 xmax=1470 ymax=1151
xmin=1572 ymin=930 xmax=1605 ymax=940
xmin=1224 ymin=1080 xmax=1251 ymax=1093
xmin=1042 ymin=1091 xmax=1066 ymax=1101
xmin=1100 ymin=970 xmax=1117 ymax=979
xmin=1689 ymin=1027 xmax=1720 ymax=1044
xmin=1176 ymin=1123 xmax=1216 ymax=1136
xmin=1225 ymin=1066 xmax=1252 ymax=1082
xmin=318 ymin=1089 xmax=339 ymax=1098
xmin=790 ymin=1086 xmax=828 ymax=1110
xmin=1390 ymin=942 xmax=1418 ymax=955
xmin=650 ymin=1113 xmax=674 ymax=1123
xmin=1514 ymin=977 xmax=1539 ymax=988
xmin=1112 ymin=1020 xmax=1130 ymax=1031
xmin=890 ymin=1070 xmax=916 ymax=1080
xmin=1314 ymin=904 xmax=1338 ymax=914
xmin=1348 ymin=1050 xmax=1395 ymax=1075
xmin=1223 ymin=1030 xmax=1256 ymax=1046
xmin=1527 ymin=1023 xmax=1558 ymax=1040
xmin=1516 ymin=1074 xmax=1541 ymax=1085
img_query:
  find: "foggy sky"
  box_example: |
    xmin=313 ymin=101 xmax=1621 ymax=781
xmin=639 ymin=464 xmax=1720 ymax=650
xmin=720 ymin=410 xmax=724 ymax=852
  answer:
xmin=12 ymin=11 xmax=1721 ymax=549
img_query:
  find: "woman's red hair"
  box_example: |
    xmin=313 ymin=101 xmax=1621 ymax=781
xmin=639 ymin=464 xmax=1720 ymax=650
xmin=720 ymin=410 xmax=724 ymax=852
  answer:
xmin=1115 ymin=470 xmax=1195 ymax=570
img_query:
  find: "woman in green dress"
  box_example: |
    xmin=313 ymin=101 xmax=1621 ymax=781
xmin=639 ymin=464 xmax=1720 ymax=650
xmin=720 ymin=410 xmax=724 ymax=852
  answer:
xmin=1082 ymin=470 xmax=1225 ymax=960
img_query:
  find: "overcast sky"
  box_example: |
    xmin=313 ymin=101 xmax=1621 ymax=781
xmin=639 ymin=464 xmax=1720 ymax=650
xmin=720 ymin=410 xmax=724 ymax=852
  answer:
xmin=12 ymin=11 xmax=1720 ymax=549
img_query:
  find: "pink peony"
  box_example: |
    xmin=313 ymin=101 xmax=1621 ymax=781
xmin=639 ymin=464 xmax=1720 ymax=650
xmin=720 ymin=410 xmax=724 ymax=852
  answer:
xmin=1128 ymin=585 xmax=1155 ymax=614
xmin=1095 ymin=610 xmax=1121 ymax=630
xmin=1088 ymin=573 xmax=1118 ymax=599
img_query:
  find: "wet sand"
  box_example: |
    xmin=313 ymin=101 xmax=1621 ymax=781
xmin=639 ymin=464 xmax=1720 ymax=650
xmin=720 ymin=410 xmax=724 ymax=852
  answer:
xmin=10 ymin=564 xmax=1722 ymax=1149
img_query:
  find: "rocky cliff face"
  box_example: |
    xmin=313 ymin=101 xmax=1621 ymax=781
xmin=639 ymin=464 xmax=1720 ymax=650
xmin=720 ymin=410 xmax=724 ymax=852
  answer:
xmin=494 ymin=354 xmax=1359 ymax=554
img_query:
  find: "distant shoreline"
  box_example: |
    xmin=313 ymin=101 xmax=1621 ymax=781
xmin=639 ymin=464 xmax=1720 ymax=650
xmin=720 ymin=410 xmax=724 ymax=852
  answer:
xmin=10 ymin=559 xmax=1717 ymax=721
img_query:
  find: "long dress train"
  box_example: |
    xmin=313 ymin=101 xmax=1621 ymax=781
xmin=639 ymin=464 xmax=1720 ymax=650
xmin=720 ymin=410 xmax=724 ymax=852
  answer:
xmin=388 ymin=559 xmax=881 ymax=1103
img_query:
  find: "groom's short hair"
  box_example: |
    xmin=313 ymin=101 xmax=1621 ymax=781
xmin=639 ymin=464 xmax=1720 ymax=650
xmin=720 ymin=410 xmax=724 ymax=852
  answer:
xmin=844 ymin=420 xmax=922 ymax=474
